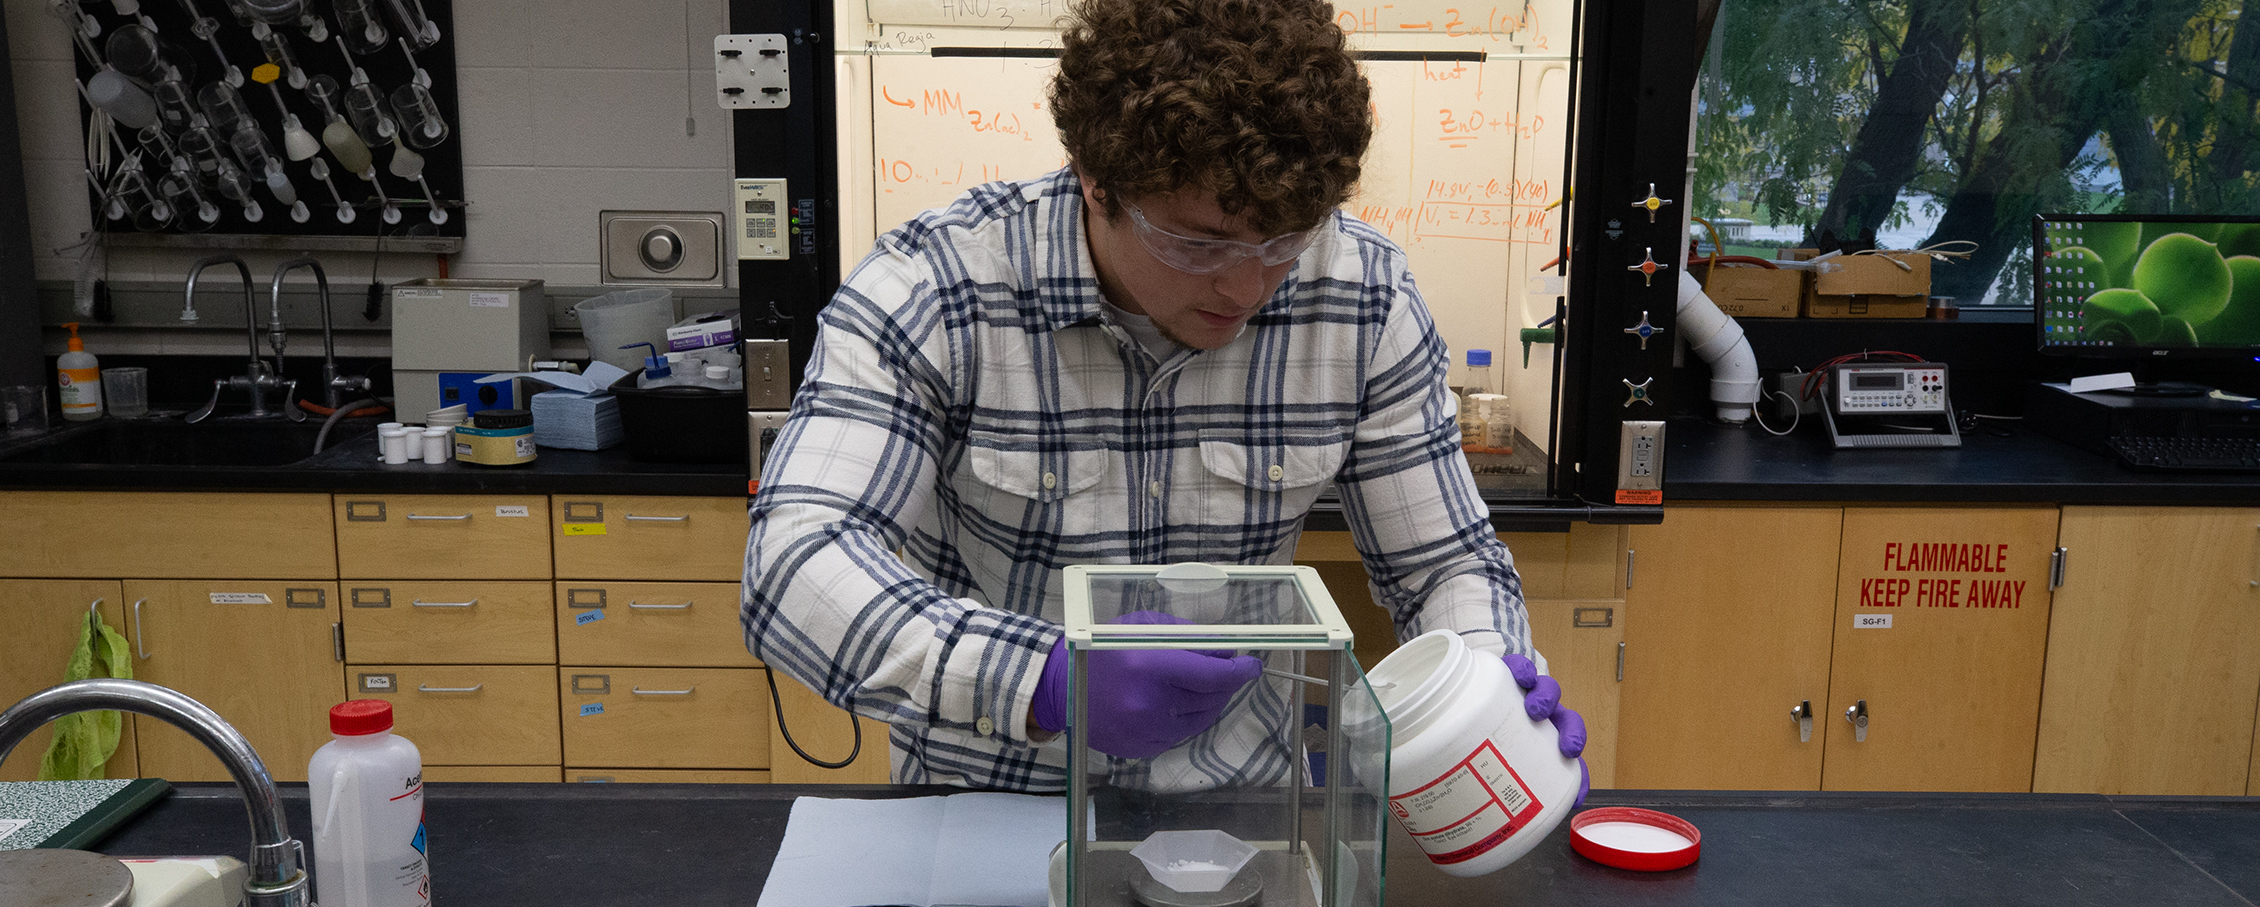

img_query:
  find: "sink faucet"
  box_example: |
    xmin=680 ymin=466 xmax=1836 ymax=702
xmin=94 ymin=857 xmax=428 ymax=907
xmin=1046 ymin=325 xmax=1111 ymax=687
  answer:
xmin=185 ymin=254 xmax=304 ymax=424
xmin=0 ymin=679 xmax=312 ymax=907
xmin=272 ymin=257 xmax=372 ymax=412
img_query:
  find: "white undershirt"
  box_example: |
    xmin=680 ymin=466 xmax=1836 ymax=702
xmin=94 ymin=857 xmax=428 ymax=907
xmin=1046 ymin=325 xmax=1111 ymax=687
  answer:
xmin=1100 ymin=299 xmax=1180 ymax=362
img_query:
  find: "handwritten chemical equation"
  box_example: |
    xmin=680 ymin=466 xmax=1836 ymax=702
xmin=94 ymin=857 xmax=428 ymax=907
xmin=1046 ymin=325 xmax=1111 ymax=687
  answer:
xmin=1356 ymin=202 xmax=1554 ymax=245
xmin=1335 ymin=4 xmax=1549 ymax=44
xmin=879 ymin=87 xmax=1042 ymax=142
xmin=1436 ymin=108 xmax=1546 ymax=145
xmin=876 ymin=159 xmax=1026 ymax=190
xmin=871 ymin=0 xmax=1061 ymax=30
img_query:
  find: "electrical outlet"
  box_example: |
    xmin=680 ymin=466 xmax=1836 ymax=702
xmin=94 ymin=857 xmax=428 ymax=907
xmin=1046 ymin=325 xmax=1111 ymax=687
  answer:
xmin=715 ymin=34 xmax=788 ymax=109
xmin=1617 ymin=420 xmax=1665 ymax=494
xmin=749 ymin=411 xmax=790 ymax=477
xmin=735 ymin=179 xmax=788 ymax=261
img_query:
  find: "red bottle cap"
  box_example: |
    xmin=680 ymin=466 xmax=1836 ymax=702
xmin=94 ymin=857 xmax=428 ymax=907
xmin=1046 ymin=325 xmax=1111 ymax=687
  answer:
xmin=1570 ymin=807 xmax=1702 ymax=871
xmin=329 ymin=699 xmax=394 ymax=736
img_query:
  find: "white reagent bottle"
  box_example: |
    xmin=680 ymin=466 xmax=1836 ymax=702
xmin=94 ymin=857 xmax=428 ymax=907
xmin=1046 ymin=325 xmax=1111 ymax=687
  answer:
xmin=309 ymin=700 xmax=430 ymax=907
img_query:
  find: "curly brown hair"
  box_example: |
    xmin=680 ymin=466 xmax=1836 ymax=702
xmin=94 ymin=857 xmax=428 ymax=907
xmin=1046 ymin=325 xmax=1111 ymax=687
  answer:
xmin=1049 ymin=0 xmax=1372 ymax=235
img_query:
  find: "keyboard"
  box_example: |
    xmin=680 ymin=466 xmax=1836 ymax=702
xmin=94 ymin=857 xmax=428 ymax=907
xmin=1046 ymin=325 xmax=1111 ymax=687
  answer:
xmin=2108 ymin=435 xmax=2260 ymax=472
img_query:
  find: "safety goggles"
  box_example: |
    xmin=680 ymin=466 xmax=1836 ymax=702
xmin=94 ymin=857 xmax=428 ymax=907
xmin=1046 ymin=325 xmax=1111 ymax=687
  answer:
xmin=1122 ymin=199 xmax=1320 ymax=274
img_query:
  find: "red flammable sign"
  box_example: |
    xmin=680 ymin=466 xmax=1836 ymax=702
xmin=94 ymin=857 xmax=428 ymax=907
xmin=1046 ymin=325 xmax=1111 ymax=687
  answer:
xmin=1857 ymin=541 xmax=2028 ymax=609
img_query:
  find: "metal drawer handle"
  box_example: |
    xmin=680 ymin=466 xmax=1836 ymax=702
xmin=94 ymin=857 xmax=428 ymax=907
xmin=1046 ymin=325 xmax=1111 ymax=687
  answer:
xmin=417 ymin=683 xmax=484 ymax=693
xmin=624 ymin=514 xmax=690 ymax=522
xmin=406 ymin=513 xmax=471 ymax=521
xmin=630 ymin=687 xmax=695 ymax=695
xmin=411 ymin=599 xmax=479 ymax=608
xmin=132 ymin=598 xmax=150 ymax=660
xmin=627 ymin=601 xmax=693 ymax=610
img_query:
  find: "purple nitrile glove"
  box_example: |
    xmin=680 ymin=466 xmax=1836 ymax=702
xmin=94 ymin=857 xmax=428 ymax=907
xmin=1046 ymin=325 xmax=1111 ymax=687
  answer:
xmin=1504 ymin=651 xmax=1590 ymax=808
xmin=1030 ymin=611 xmax=1264 ymax=760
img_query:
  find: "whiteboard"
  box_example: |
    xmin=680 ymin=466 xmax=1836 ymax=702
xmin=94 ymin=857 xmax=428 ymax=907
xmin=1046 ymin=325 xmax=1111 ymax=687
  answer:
xmin=843 ymin=0 xmax=1576 ymax=445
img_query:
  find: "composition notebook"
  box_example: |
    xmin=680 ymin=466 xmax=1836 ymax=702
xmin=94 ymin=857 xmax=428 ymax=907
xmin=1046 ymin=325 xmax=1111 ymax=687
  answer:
xmin=0 ymin=778 xmax=171 ymax=850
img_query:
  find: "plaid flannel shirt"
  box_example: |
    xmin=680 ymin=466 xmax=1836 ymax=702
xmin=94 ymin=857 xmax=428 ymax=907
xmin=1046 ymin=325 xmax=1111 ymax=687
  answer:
xmin=742 ymin=167 xmax=1532 ymax=792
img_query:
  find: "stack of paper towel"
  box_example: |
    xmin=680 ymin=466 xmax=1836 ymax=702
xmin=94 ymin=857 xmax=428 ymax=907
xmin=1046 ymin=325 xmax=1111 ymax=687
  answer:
xmin=532 ymin=389 xmax=625 ymax=450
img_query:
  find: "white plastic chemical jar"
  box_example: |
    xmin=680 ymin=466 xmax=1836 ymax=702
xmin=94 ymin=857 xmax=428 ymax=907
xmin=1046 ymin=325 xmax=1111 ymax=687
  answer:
xmin=1368 ymin=628 xmax=1581 ymax=876
xmin=309 ymin=700 xmax=429 ymax=907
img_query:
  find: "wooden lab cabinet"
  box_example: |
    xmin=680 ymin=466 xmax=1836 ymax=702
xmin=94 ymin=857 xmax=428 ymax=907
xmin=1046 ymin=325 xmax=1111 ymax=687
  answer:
xmin=1617 ymin=505 xmax=2059 ymax=792
xmin=1820 ymin=507 xmax=2059 ymax=792
xmin=2034 ymin=506 xmax=2260 ymax=796
xmin=124 ymin=580 xmax=343 ymax=783
xmin=1618 ymin=506 xmax=1840 ymax=790
xmin=0 ymin=580 xmax=137 ymax=782
xmin=334 ymin=495 xmax=552 ymax=580
xmin=343 ymin=664 xmax=561 ymax=767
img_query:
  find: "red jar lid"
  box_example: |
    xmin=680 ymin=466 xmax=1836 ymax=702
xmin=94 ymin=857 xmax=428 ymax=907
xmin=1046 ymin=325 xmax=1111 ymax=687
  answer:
xmin=1570 ymin=807 xmax=1702 ymax=871
xmin=329 ymin=699 xmax=394 ymax=736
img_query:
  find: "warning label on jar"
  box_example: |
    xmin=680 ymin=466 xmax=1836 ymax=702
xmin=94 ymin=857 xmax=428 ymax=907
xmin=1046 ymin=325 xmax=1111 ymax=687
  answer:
xmin=1389 ymin=739 xmax=1543 ymax=864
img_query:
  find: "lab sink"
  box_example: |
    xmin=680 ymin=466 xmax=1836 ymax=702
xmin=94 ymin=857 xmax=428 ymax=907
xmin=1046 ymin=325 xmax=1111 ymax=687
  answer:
xmin=0 ymin=418 xmax=375 ymax=468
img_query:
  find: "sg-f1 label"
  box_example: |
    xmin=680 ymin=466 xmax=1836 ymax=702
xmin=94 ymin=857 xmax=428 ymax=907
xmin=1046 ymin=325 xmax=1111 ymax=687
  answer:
xmin=1853 ymin=614 xmax=1894 ymax=629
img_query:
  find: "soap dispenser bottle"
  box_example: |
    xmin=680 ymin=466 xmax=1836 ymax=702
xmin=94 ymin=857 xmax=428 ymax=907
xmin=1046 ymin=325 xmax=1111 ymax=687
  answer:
xmin=57 ymin=322 xmax=103 ymax=421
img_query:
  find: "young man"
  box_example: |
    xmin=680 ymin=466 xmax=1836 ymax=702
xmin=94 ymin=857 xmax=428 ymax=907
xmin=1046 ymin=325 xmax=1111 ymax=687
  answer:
xmin=742 ymin=0 xmax=1583 ymax=793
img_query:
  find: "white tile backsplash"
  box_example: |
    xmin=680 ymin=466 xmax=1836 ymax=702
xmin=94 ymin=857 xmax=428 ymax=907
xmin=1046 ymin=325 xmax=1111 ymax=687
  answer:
xmin=10 ymin=0 xmax=739 ymax=288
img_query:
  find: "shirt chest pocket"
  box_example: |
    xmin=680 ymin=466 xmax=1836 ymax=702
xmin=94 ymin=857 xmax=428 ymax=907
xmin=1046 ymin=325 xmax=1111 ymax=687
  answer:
xmin=965 ymin=431 xmax=1110 ymax=504
xmin=1197 ymin=432 xmax=1349 ymax=493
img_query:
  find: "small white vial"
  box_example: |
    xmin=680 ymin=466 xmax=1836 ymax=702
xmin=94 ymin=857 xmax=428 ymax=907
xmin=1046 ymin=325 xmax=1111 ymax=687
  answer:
xmin=421 ymin=427 xmax=449 ymax=464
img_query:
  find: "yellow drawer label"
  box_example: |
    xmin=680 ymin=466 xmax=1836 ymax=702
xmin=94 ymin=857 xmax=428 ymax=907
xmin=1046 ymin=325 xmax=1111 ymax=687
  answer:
xmin=562 ymin=523 xmax=608 ymax=536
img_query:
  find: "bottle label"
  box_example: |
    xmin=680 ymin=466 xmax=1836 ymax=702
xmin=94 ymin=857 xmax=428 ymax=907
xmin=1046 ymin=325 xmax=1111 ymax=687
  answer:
xmin=1389 ymin=738 xmax=1543 ymax=865
xmin=58 ymin=367 xmax=100 ymax=413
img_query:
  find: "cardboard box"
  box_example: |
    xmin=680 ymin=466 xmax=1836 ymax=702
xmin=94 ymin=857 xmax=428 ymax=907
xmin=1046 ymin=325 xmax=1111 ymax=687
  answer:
xmin=1692 ymin=261 xmax=1803 ymax=318
xmin=1806 ymin=251 xmax=1931 ymax=318
xmin=1813 ymin=251 xmax=1931 ymax=297
xmin=1802 ymin=293 xmax=1931 ymax=319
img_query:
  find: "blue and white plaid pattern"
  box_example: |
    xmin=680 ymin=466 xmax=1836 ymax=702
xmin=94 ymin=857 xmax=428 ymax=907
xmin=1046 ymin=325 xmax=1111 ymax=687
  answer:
xmin=743 ymin=167 xmax=1531 ymax=792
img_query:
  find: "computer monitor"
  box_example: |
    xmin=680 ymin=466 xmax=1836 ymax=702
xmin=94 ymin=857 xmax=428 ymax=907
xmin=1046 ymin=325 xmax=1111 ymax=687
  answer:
xmin=2033 ymin=213 xmax=2260 ymax=394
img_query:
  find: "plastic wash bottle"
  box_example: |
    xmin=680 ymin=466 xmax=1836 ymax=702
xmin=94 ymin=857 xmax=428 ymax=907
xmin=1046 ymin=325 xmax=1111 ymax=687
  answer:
xmin=57 ymin=322 xmax=102 ymax=421
xmin=309 ymin=700 xmax=430 ymax=907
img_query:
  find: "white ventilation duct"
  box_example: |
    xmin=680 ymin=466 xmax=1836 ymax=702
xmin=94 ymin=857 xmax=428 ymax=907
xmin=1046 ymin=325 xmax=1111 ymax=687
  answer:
xmin=1677 ymin=270 xmax=1761 ymax=423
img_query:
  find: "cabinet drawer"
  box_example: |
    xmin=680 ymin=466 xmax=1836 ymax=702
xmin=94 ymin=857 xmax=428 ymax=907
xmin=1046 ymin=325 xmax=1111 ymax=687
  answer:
xmin=552 ymin=496 xmax=748 ymax=581
xmin=335 ymin=495 xmax=552 ymax=579
xmin=555 ymin=582 xmax=759 ymax=667
xmin=565 ymin=769 xmax=770 ymax=783
xmin=0 ymin=491 xmax=334 ymax=578
xmin=344 ymin=582 xmax=557 ymax=664
xmin=427 ymin=766 xmax=562 ymax=783
xmin=348 ymin=664 xmax=561 ymax=766
xmin=558 ymin=667 xmax=770 ymax=769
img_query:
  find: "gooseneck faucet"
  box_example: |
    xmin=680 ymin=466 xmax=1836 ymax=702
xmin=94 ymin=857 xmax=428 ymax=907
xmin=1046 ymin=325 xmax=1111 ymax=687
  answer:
xmin=185 ymin=254 xmax=304 ymax=423
xmin=273 ymin=257 xmax=371 ymax=412
xmin=0 ymin=679 xmax=313 ymax=907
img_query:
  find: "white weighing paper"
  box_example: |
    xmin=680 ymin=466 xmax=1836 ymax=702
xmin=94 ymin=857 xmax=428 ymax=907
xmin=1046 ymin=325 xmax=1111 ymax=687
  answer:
xmin=1582 ymin=820 xmax=1692 ymax=853
xmin=2066 ymin=372 xmax=2137 ymax=393
xmin=756 ymin=793 xmax=1065 ymax=907
xmin=472 ymin=362 xmax=630 ymax=396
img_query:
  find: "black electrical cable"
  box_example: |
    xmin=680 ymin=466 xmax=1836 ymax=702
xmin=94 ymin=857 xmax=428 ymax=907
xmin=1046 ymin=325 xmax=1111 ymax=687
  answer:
xmin=764 ymin=667 xmax=863 ymax=770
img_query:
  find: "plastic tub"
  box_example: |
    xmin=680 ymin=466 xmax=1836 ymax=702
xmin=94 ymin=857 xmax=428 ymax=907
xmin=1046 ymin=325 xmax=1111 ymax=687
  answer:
xmin=608 ymin=371 xmax=747 ymax=464
xmin=574 ymin=288 xmax=675 ymax=372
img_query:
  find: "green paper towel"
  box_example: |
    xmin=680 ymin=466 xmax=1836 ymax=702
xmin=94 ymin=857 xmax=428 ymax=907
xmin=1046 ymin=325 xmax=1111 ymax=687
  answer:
xmin=35 ymin=610 xmax=133 ymax=781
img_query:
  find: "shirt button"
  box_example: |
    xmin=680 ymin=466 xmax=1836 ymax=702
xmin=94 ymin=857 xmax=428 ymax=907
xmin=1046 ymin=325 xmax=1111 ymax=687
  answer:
xmin=1268 ymin=464 xmax=1284 ymax=482
xmin=1149 ymin=481 xmax=1163 ymax=498
xmin=1042 ymin=472 xmax=1057 ymax=490
xmin=976 ymin=716 xmax=995 ymax=736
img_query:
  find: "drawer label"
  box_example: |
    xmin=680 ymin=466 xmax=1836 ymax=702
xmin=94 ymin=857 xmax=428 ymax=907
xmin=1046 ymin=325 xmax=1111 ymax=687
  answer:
xmin=495 ymin=505 xmax=530 ymax=518
xmin=575 ymin=609 xmax=605 ymax=626
xmin=358 ymin=673 xmax=398 ymax=693
xmin=580 ymin=702 xmax=605 ymax=717
xmin=1854 ymin=614 xmax=1894 ymax=629
xmin=210 ymin=592 xmax=272 ymax=604
xmin=563 ymin=523 xmax=608 ymax=536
